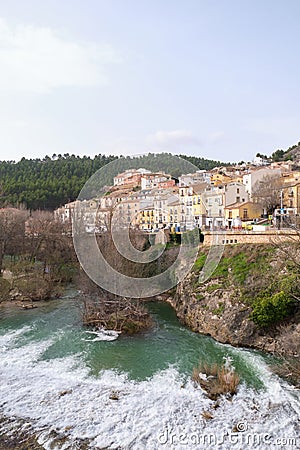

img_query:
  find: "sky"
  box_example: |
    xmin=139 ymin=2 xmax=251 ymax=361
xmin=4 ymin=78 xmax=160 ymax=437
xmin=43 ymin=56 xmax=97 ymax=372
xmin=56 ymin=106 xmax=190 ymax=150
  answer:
xmin=0 ymin=0 xmax=300 ymax=163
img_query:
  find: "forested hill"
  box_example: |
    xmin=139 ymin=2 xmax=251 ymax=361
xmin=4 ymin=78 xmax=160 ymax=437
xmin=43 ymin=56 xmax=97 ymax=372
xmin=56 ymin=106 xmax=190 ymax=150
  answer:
xmin=0 ymin=153 xmax=226 ymax=210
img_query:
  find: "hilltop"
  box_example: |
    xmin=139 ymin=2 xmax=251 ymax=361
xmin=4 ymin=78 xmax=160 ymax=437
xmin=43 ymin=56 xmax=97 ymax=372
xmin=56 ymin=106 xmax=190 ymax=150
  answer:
xmin=1 ymin=139 xmax=300 ymax=211
xmin=0 ymin=153 xmax=227 ymax=210
xmin=268 ymin=141 xmax=300 ymax=163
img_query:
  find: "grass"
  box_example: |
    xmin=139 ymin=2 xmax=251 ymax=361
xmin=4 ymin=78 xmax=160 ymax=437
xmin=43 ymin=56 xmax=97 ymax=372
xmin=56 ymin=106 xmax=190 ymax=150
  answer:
xmin=212 ymin=302 xmax=225 ymax=316
xmin=192 ymin=253 xmax=207 ymax=272
xmin=192 ymin=358 xmax=240 ymax=400
xmin=211 ymin=251 xmax=250 ymax=284
xmin=206 ymin=284 xmax=222 ymax=293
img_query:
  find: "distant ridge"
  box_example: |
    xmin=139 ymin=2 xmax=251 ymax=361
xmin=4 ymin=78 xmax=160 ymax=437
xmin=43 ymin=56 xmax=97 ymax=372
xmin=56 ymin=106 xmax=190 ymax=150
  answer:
xmin=270 ymin=141 xmax=300 ymax=162
xmin=0 ymin=153 xmax=226 ymax=210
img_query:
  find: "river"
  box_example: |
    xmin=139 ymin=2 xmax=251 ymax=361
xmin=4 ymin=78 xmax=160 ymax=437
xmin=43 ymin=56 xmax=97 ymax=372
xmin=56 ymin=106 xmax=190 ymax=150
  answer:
xmin=0 ymin=290 xmax=299 ymax=449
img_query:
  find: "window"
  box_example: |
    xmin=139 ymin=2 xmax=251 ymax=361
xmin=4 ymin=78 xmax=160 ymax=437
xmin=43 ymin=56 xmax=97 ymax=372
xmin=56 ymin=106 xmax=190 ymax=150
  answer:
xmin=237 ymin=188 xmax=240 ymax=194
xmin=243 ymin=209 xmax=248 ymax=219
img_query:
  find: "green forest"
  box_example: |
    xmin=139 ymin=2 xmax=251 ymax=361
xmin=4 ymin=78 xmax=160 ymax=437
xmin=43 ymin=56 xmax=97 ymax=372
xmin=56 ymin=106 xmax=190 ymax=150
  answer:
xmin=0 ymin=153 xmax=226 ymax=210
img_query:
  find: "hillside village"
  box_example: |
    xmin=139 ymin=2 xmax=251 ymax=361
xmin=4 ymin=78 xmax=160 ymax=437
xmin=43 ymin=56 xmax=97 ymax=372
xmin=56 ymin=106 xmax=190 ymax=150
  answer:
xmin=55 ymin=156 xmax=300 ymax=234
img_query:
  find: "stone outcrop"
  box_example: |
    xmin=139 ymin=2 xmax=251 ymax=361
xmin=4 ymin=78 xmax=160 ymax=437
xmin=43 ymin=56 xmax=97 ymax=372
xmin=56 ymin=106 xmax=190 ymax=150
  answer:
xmin=168 ymin=271 xmax=299 ymax=358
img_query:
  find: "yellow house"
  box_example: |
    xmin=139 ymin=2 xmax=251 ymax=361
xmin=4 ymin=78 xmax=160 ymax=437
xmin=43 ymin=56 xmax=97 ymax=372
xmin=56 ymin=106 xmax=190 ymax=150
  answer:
xmin=138 ymin=207 xmax=155 ymax=230
xmin=192 ymin=193 xmax=206 ymax=217
xmin=211 ymin=173 xmax=232 ymax=185
xmin=224 ymin=201 xmax=263 ymax=222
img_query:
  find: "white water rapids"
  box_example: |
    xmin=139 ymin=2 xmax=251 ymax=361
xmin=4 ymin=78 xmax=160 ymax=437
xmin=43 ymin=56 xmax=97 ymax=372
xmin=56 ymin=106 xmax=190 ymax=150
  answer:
xmin=0 ymin=324 xmax=299 ymax=449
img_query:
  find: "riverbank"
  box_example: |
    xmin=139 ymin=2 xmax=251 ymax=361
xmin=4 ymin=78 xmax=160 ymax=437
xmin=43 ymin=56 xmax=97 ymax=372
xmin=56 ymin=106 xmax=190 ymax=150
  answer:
xmin=168 ymin=243 xmax=300 ymax=382
xmin=1 ymin=241 xmax=299 ymax=379
xmin=0 ymin=416 xmax=90 ymax=450
xmin=0 ymin=417 xmax=44 ymax=450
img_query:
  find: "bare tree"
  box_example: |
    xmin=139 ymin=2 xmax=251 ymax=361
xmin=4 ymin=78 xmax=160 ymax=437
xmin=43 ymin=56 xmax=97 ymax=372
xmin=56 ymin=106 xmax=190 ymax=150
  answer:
xmin=270 ymin=226 xmax=300 ymax=304
xmin=25 ymin=210 xmax=75 ymax=282
xmin=0 ymin=208 xmax=28 ymax=276
xmin=252 ymin=175 xmax=282 ymax=215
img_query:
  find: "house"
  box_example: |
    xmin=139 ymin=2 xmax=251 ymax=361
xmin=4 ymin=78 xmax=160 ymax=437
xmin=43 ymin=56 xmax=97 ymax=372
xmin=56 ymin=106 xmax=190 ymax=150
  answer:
xmin=224 ymin=201 xmax=263 ymax=228
xmin=203 ymin=185 xmax=225 ymax=228
xmin=166 ymin=198 xmax=181 ymax=230
xmin=141 ymin=172 xmax=174 ymax=190
xmin=202 ymin=182 xmax=248 ymax=229
xmin=178 ymin=171 xmax=211 ymax=186
xmin=54 ymin=200 xmax=81 ymax=224
xmin=138 ymin=207 xmax=155 ymax=230
xmin=178 ymin=185 xmax=203 ymax=230
xmin=210 ymin=172 xmax=232 ymax=185
xmin=253 ymin=156 xmax=270 ymax=166
xmin=113 ymin=168 xmax=151 ymax=187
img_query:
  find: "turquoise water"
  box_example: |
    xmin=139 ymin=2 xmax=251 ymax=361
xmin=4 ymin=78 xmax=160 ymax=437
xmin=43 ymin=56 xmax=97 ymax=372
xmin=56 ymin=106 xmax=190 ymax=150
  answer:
xmin=0 ymin=292 xmax=263 ymax=387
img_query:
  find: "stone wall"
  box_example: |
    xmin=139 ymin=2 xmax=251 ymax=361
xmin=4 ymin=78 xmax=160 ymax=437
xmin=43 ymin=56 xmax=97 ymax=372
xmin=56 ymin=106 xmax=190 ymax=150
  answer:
xmin=203 ymin=230 xmax=299 ymax=246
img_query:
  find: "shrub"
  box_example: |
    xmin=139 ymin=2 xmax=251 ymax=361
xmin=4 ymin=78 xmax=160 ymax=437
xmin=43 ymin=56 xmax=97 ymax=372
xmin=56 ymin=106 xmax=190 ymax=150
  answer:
xmin=14 ymin=276 xmax=58 ymax=301
xmin=192 ymin=357 xmax=240 ymax=400
xmin=251 ymin=291 xmax=296 ymax=328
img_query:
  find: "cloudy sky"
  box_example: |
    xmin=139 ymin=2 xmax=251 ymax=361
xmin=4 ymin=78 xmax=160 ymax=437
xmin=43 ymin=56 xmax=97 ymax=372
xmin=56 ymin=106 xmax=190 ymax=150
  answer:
xmin=0 ymin=0 xmax=300 ymax=162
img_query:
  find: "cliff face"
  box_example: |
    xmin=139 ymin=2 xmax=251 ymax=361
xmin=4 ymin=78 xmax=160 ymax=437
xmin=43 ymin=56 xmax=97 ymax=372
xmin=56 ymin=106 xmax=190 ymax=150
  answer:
xmin=170 ymin=245 xmax=300 ymax=357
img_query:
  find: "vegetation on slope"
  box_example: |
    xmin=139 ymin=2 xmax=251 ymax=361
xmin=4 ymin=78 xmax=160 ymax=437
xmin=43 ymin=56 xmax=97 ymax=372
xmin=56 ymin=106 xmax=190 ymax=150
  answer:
xmin=193 ymin=244 xmax=299 ymax=328
xmin=0 ymin=153 xmax=226 ymax=210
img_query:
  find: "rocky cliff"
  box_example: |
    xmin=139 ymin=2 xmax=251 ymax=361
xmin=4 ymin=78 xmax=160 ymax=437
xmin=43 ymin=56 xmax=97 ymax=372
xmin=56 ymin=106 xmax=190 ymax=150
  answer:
xmin=169 ymin=244 xmax=300 ymax=358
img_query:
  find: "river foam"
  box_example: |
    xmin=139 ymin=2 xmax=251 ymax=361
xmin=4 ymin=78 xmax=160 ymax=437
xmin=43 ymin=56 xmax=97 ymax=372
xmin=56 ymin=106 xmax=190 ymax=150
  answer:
xmin=0 ymin=325 xmax=299 ymax=449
